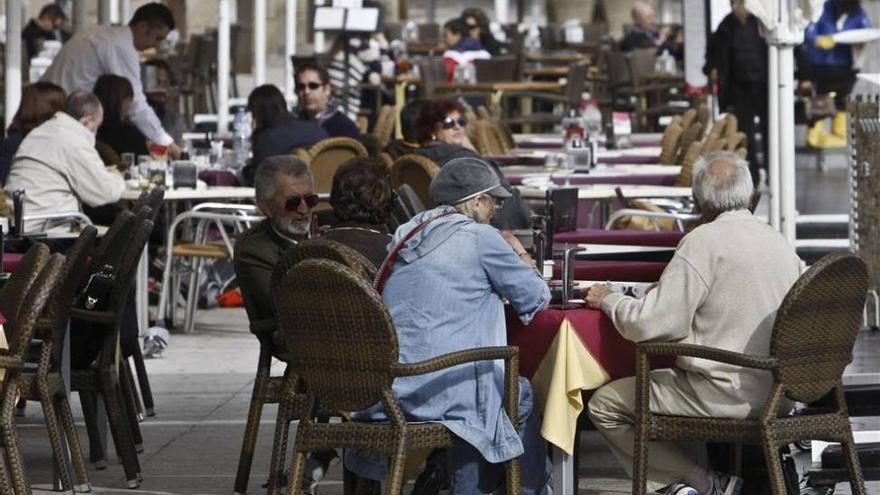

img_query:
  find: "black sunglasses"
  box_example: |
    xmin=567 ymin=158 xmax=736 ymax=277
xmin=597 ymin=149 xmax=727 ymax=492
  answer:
xmin=284 ymin=194 xmax=320 ymax=211
xmin=441 ymin=116 xmax=467 ymax=129
xmin=295 ymin=81 xmax=324 ymax=92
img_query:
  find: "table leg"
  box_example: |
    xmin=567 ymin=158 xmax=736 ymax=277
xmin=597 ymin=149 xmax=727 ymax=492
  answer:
xmin=136 ymin=245 xmax=149 ymax=337
xmin=53 ymin=327 xmax=73 ymax=490
xmin=552 ymin=446 xmax=575 ymax=495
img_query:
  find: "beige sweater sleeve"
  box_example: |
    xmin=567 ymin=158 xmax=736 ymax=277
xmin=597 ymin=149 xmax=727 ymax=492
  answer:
xmin=599 ymin=252 xmax=710 ymax=343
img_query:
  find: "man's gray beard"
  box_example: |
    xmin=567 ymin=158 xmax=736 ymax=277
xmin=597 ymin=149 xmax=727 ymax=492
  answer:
xmin=275 ymin=217 xmax=311 ymax=237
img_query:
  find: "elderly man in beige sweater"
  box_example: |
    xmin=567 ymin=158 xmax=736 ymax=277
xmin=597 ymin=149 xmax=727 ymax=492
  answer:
xmin=585 ymin=151 xmax=802 ymax=495
xmin=6 ymin=91 xmax=125 ymax=233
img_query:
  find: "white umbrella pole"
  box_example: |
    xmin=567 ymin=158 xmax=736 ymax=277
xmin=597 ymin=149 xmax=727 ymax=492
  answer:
xmin=217 ymin=0 xmax=231 ymax=134
xmin=768 ymin=44 xmax=781 ymax=230
xmin=98 ymin=0 xmax=113 ymax=25
xmin=72 ymin=0 xmax=88 ymax=32
xmin=778 ymin=46 xmax=798 ymax=243
xmin=120 ymin=0 xmax=132 ymax=23
xmin=253 ymin=0 xmax=267 ymax=86
xmin=5 ymin=0 xmax=22 ymax=130
xmin=285 ymin=0 xmax=297 ymax=100
xmin=314 ymin=0 xmax=325 ymax=53
xmin=494 ymin=0 xmax=509 ymax=24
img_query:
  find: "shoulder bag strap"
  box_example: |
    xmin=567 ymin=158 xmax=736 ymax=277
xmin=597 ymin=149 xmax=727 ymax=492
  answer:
xmin=373 ymin=211 xmax=455 ymax=294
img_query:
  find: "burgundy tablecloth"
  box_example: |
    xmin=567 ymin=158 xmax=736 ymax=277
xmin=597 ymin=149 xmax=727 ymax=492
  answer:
xmin=551 ymin=259 xmax=667 ymax=282
xmin=506 ymin=306 xmax=673 ymax=380
xmin=3 ymin=253 xmax=23 ymax=273
xmin=198 ymin=170 xmax=238 ymax=187
xmin=491 ymin=154 xmax=659 ymax=166
xmin=515 ymin=135 xmax=663 ymax=150
xmin=505 ymin=173 xmax=674 ymax=186
xmin=554 ymin=229 xmax=685 ymax=247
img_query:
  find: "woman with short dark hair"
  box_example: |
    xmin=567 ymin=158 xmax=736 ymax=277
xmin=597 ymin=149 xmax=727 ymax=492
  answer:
xmin=244 ymin=84 xmax=329 ymax=186
xmin=93 ymin=74 xmax=149 ymax=160
xmin=0 ymin=82 xmax=66 ymax=182
xmin=322 ymin=157 xmax=393 ymax=267
xmin=414 ymin=97 xmax=468 ymax=146
xmin=461 ymin=7 xmax=505 ymax=55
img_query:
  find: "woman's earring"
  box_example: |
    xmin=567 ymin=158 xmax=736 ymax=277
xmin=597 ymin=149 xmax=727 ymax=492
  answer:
xmin=431 ymin=134 xmax=437 ymax=140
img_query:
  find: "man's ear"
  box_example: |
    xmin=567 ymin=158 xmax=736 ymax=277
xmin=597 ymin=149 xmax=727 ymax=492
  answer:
xmin=692 ymin=194 xmax=702 ymax=213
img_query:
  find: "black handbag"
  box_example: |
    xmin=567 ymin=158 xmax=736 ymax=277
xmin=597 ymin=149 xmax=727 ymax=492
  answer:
xmin=77 ymin=264 xmax=116 ymax=311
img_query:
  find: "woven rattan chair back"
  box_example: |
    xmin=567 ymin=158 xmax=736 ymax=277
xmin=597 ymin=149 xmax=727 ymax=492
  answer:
xmin=696 ymin=105 xmax=710 ymax=135
xmin=308 ymin=138 xmax=369 ymax=193
xmin=770 ymin=253 xmax=868 ymax=404
xmin=273 ymin=258 xmax=397 ymax=412
xmin=391 ymin=154 xmax=440 ymax=208
xmin=674 ymin=141 xmax=704 ymax=187
xmin=675 ymin=123 xmax=703 ymax=164
xmin=373 ymin=105 xmax=396 ymax=145
xmin=707 ymin=116 xmax=728 ymax=141
xmin=475 ymin=56 xmax=518 ymax=83
xmin=658 ymin=123 xmax=683 ymax=165
xmin=489 ymin=120 xmax=516 ymax=153
xmin=564 ymin=61 xmax=590 ymax=108
xmin=723 ymin=114 xmax=738 ymax=139
xmin=38 ymin=227 xmax=98 ymax=367
xmin=275 ymin=239 xmax=377 ymax=284
xmin=476 ymin=106 xmax=492 ymax=121
xmin=472 ymin=120 xmax=505 ymax=155
xmin=10 ymin=254 xmax=64 ymax=357
xmin=679 ymin=109 xmax=697 ymax=130
xmin=91 ymin=210 xmax=136 ymax=270
xmin=0 ymin=243 xmax=50 ymax=330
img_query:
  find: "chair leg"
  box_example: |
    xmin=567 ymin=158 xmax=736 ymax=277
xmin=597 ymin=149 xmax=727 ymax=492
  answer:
xmin=37 ymin=392 xmax=73 ymax=492
xmin=56 ymin=392 xmax=91 ymax=491
xmin=504 ymin=456 xmax=522 ymax=495
xmin=284 ymin=450 xmax=308 ymax=495
xmin=0 ymin=452 xmax=14 ymax=495
xmin=2 ymin=383 xmax=31 ymax=495
xmin=78 ymin=390 xmax=106 ymax=468
xmin=119 ymin=361 xmax=144 ymax=453
xmin=102 ymin=379 xmax=142 ymax=487
xmin=383 ymin=440 xmax=407 ymax=495
xmin=184 ymin=257 xmax=201 ymax=334
xmin=131 ymin=346 xmax=156 ymax=416
xmin=760 ymin=432 xmax=787 ymax=495
xmin=632 ymin=422 xmax=649 ymax=495
xmin=234 ymin=358 xmax=271 ymax=495
xmin=121 ymin=358 xmax=145 ymax=423
xmin=840 ymin=435 xmax=868 ymax=495
xmin=268 ymin=392 xmax=294 ymax=495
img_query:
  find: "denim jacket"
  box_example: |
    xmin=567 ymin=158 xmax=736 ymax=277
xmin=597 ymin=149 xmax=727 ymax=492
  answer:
xmin=349 ymin=206 xmax=550 ymax=475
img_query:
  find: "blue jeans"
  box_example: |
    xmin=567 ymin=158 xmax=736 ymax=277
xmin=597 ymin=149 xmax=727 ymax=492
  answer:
xmin=447 ymin=377 xmax=551 ymax=494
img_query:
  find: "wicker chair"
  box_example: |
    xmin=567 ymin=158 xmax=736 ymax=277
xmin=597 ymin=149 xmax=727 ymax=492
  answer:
xmin=679 ymin=109 xmax=697 ymax=131
xmin=471 ymin=120 xmax=506 ymax=156
xmin=658 ymin=123 xmax=683 ymax=165
xmin=378 ymin=152 xmax=394 ymax=169
xmin=674 ymin=123 xmax=704 ymax=165
xmin=70 ymin=212 xmax=154 ymax=487
xmin=308 ymin=137 xmax=369 ymax=194
xmin=390 ymin=155 xmax=440 ymax=209
xmin=272 ymin=258 xmax=522 ymax=495
xmin=490 ymin=119 xmax=517 ymax=153
xmin=19 ymin=228 xmax=97 ymax=493
xmin=674 ymin=141 xmax=704 ymax=187
xmin=0 ymin=244 xmax=50 ymax=328
xmin=0 ymin=251 xmax=64 ymax=495
xmin=632 ymin=253 xmax=870 ymax=495
xmin=371 ymin=104 xmax=395 ymax=146
xmin=293 ymin=147 xmax=312 ymax=164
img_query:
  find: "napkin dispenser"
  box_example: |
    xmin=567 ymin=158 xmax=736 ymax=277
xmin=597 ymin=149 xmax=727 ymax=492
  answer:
xmin=561 ymin=246 xmax=586 ymax=308
xmin=172 ymin=161 xmax=198 ymax=189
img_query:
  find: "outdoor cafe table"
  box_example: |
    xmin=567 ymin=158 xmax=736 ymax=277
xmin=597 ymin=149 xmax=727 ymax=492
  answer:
xmin=490 ymin=146 xmax=664 ymax=166
xmin=514 ymin=133 xmax=664 ymax=149
xmin=502 ymin=165 xmax=680 ymax=187
xmin=506 ymin=304 xmax=674 ymax=494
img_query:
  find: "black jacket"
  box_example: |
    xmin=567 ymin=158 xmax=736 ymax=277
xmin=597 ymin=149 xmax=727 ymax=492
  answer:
xmin=704 ymin=14 xmax=768 ymax=110
xmin=251 ymin=113 xmax=329 ymax=171
xmin=320 ymin=110 xmax=361 ymax=140
xmin=96 ymin=120 xmax=149 ymax=157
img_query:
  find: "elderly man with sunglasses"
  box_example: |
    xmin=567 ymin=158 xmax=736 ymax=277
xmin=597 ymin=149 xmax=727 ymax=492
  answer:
xmin=234 ymin=155 xmax=336 ymax=492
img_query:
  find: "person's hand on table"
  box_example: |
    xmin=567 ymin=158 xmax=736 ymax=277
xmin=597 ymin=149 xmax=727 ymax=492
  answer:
xmin=585 ymin=283 xmax=613 ymax=309
xmin=501 ymin=231 xmax=536 ymax=268
xmin=166 ymin=142 xmax=182 ymax=160
xmin=815 ymin=35 xmax=836 ymax=50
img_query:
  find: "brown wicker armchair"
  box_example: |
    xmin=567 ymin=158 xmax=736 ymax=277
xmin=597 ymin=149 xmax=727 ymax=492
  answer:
xmin=19 ymin=228 xmax=97 ymax=493
xmin=0 ymin=250 xmax=65 ymax=495
xmin=390 ymin=154 xmax=440 ymax=209
xmin=632 ymin=253 xmax=870 ymax=495
xmin=471 ymin=120 xmax=506 ymax=156
xmin=273 ymin=258 xmax=522 ymax=495
xmin=308 ymin=137 xmax=369 ymax=194
xmin=658 ymin=123 xmax=683 ymax=165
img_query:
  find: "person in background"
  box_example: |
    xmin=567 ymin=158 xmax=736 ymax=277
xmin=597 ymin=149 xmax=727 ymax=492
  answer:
xmin=383 ymin=99 xmax=425 ymax=159
xmin=22 ymin=4 xmax=66 ymax=59
xmin=620 ymin=2 xmax=667 ymax=52
xmin=143 ymin=58 xmax=186 ymax=144
xmin=346 ymin=157 xmax=551 ymax=494
xmin=0 ymin=82 xmax=66 ymax=183
xmin=801 ymin=0 xmax=871 ymax=148
xmin=93 ymin=74 xmax=149 ymax=160
xmin=442 ymin=18 xmax=491 ymax=81
xmin=244 ymin=84 xmax=328 ymax=186
xmin=6 ymin=91 xmax=124 ymax=233
xmin=461 ymin=8 xmax=506 ymax=55
xmin=41 ymin=3 xmax=182 ymax=158
xmin=293 ymin=62 xmax=360 ymax=139
xmin=414 ymin=98 xmax=532 ymax=230
xmin=585 ymin=152 xmax=801 ymax=495
xmin=703 ymin=0 xmax=768 ymax=185
xmin=322 ymin=158 xmax=393 ymax=268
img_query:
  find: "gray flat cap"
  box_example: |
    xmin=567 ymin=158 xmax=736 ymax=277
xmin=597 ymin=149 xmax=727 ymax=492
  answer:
xmin=429 ymin=157 xmax=512 ymax=205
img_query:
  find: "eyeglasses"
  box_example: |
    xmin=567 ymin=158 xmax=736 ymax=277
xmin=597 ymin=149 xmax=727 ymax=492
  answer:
xmin=467 ymin=23 xmax=479 ymax=30
xmin=295 ymin=81 xmax=324 ymax=92
xmin=440 ymin=116 xmax=467 ymax=130
xmin=483 ymin=195 xmax=504 ymax=210
xmin=284 ymin=194 xmax=320 ymax=211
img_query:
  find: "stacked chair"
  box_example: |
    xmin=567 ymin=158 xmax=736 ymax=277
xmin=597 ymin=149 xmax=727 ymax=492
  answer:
xmin=295 ymin=137 xmax=369 ymax=195
xmin=0 ymin=246 xmax=65 ymax=494
xmin=390 ymin=155 xmax=440 ymax=209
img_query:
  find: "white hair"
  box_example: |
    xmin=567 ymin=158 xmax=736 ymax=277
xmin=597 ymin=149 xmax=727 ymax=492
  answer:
xmin=692 ymin=151 xmax=753 ymax=214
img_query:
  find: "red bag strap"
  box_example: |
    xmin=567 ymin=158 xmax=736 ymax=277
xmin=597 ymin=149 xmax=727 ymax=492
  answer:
xmin=373 ymin=211 xmax=456 ymax=294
